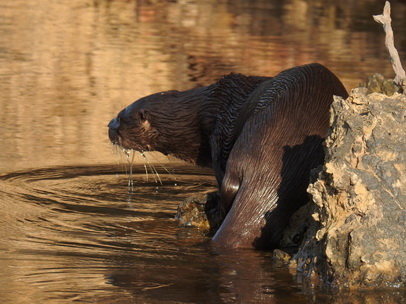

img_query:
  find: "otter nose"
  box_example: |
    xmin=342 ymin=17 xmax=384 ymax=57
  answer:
xmin=108 ymin=117 xmax=120 ymax=130
xmin=108 ymin=117 xmax=122 ymax=144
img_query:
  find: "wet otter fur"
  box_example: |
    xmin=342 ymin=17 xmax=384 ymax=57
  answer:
xmin=108 ymin=63 xmax=348 ymax=249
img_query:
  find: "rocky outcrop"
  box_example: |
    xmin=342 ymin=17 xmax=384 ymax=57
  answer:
xmin=291 ymin=88 xmax=406 ymax=288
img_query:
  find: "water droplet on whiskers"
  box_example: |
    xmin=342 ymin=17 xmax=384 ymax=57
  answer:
xmin=112 ymin=148 xmax=179 ymax=191
xmin=122 ymin=148 xmax=131 ymax=159
xmin=121 ymin=148 xmax=135 ymax=192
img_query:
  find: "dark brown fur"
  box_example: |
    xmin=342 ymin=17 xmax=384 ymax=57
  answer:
xmin=108 ymin=63 xmax=348 ymax=249
xmin=109 ymin=74 xmax=269 ymax=183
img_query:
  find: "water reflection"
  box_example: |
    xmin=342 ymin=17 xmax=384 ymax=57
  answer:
xmin=0 ymin=165 xmax=214 ymax=303
xmin=1 ymin=0 xmax=406 ymax=303
xmin=0 ymin=164 xmax=316 ymax=303
xmin=1 ymin=0 xmax=406 ymax=171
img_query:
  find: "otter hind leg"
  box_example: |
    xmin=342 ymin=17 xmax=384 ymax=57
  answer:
xmin=219 ymin=168 xmax=240 ymax=217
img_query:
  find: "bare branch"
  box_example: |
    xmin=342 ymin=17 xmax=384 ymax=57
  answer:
xmin=373 ymin=1 xmax=406 ymax=93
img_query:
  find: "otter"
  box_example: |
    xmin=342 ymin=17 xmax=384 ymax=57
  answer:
xmin=108 ymin=63 xmax=348 ymax=249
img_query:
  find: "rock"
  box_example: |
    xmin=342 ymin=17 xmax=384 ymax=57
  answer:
xmin=292 ymin=88 xmax=406 ymax=288
xmin=360 ymin=73 xmax=401 ymax=96
xmin=273 ymin=249 xmax=291 ymax=264
xmin=175 ymin=195 xmax=210 ymax=230
xmin=175 ymin=192 xmax=221 ymax=233
xmin=280 ymin=198 xmax=314 ymax=249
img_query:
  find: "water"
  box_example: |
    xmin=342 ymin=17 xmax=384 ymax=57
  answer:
xmin=1 ymin=0 xmax=406 ymax=303
xmin=0 ymin=164 xmax=314 ymax=303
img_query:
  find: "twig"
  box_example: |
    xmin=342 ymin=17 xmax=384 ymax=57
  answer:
xmin=373 ymin=1 xmax=406 ymax=93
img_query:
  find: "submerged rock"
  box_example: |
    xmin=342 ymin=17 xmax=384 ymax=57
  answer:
xmin=176 ymin=192 xmax=221 ymax=234
xmin=292 ymin=88 xmax=406 ymax=288
xmin=176 ymin=195 xmax=211 ymax=230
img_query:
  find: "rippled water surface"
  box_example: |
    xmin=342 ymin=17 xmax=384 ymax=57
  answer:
xmin=0 ymin=164 xmax=314 ymax=303
xmin=1 ymin=0 xmax=406 ymax=303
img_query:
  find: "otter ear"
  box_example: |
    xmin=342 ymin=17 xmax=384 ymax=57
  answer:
xmin=137 ymin=109 xmax=149 ymax=122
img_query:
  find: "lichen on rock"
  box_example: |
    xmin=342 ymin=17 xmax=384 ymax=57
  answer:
xmin=292 ymin=88 xmax=406 ymax=289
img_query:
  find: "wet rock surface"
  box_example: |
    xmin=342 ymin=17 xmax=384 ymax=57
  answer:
xmin=176 ymin=195 xmax=211 ymax=231
xmin=292 ymin=88 xmax=406 ymax=288
xmin=176 ymin=192 xmax=222 ymax=235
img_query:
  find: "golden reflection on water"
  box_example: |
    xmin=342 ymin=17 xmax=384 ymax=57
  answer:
xmin=0 ymin=165 xmax=218 ymax=303
xmin=1 ymin=0 xmax=405 ymax=172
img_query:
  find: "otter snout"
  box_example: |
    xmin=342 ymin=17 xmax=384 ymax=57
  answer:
xmin=108 ymin=117 xmax=120 ymax=130
xmin=108 ymin=117 xmax=120 ymax=144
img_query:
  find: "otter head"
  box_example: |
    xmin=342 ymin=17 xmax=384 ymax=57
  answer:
xmin=108 ymin=91 xmax=180 ymax=154
xmin=108 ymin=88 xmax=212 ymax=164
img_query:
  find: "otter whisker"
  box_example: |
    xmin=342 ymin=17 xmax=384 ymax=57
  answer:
xmin=145 ymin=151 xmax=177 ymax=180
xmin=144 ymin=154 xmax=162 ymax=185
xmin=140 ymin=150 xmax=152 ymax=182
xmin=141 ymin=152 xmax=162 ymax=185
xmin=143 ymin=161 xmax=149 ymax=182
xmin=140 ymin=152 xmax=155 ymax=180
